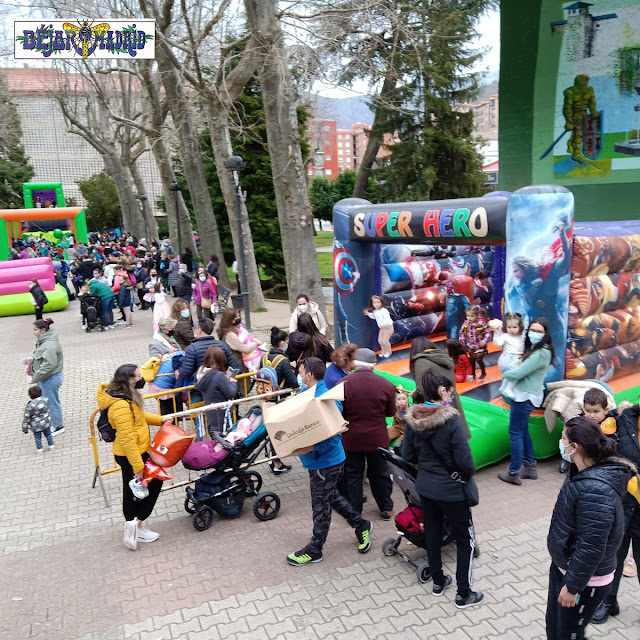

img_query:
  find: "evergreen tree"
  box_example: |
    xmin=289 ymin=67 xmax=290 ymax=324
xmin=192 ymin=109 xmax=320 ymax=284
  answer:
xmin=0 ymin=74 xmax=34 ymax=208
xmin=77 ymin=172 xmax=121 ymax=230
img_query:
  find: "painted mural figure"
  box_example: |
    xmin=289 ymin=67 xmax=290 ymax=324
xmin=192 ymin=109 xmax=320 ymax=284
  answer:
xmin=510 ymin=222 xmax=571 ymax=372
xmin=563 ymin=74 xmax=599 ymax=163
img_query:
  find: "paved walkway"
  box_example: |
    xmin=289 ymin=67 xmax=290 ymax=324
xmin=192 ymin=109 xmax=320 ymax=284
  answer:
xmin=0 ymin=301 xmax=638 ymax=640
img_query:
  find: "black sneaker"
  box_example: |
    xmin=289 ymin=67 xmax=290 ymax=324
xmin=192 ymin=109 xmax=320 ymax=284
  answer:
xmin=455 ymin=591 xmax=484 ymax=609
xmin=51 ymin=426 xmax=65 ymax=435
xmin=270 ymin=461 xmax=292 ymax=475
xmin=355 ymin=520 xmax=373 ymax=553
xmin=433 ymin=575 xmax=452 ymax=596
xmin=286 ymin=547 xmax=323 ymax=566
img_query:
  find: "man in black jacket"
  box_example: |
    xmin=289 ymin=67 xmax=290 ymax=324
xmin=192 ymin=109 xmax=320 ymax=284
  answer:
xmin=174 ymin=264 xmax=193 ymax=301
xmin=592 ymin=402 xmax=640 ymax=624
xmin=177 ymin=318 xmax=238 ymax=386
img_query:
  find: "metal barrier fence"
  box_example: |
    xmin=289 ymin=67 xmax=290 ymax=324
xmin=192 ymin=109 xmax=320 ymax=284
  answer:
xmin=89 ymin=372 xmax=290 ymax=508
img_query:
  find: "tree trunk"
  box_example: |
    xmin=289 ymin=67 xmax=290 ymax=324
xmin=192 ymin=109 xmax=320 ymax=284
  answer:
xmin=129 ymin=155 xmax=159 ymax=242
xmin=104 ymin=148 xmax=146 ymax=239
xmin=206 ymin=104 xmax=265 ymax=310
xmin=154 ymin=41 xmax=227 ymax=273
xmin=244 ymin=0 xmax=326 ymax=318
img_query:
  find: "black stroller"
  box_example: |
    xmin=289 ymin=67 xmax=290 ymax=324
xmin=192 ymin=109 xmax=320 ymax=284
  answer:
xmin=183 ymin=406 xmax=281 ymax=531
xmin=80 ymin=295 xmax=104 ymax=332
xmin=378 ymin=448 xmax=480 ymax=584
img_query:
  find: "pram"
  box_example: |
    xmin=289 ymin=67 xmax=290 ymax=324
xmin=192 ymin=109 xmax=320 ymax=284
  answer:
xmin=80 ymin=295 xmax=104 ymax=332
xmin=182 ymin=406 xmax=280 ymax=531
xmin=377 ymin=448 xmax=480 ymax=584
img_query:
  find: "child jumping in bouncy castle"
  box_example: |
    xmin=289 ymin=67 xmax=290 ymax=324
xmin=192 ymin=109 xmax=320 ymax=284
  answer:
xmin=364 ymin=295 xmax=394 ymax=359
xmin=446 ymin=339 xmax=474 ymax=383
xmin=490 ymin=312 xmax=526 ymax=396
xmin=459 ymin=305 xmax=491 ymax=381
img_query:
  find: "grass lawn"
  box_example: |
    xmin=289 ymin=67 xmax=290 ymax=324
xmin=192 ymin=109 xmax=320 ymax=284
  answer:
xmin=317 ymin=252 xmax=333 ymax=278
xmin=314 ymin=230 xmax=334 ymax=248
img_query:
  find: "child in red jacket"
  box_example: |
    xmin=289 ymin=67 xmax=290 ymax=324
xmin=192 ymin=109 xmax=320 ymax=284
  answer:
xmin=446 ymin=339 xmax=473 ymax=383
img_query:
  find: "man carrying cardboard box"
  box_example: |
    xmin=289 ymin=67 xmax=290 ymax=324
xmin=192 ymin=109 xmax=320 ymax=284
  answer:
xmin=287 ymin=357 xmax=374 ymax=567
xmin=340 ymin=348 xmax=396 ymax=520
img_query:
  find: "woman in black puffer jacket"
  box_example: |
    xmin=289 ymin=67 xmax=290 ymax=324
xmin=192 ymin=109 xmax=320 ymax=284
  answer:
xmin=403 ymin=373 xmax=481 ymax=609
xmin=546 ymin=416 xmax=636 ymax=640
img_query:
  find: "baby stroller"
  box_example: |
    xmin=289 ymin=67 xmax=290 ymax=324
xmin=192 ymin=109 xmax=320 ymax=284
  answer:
xmin=378 ymin=448 xmax=480 ymax=584
xmin=182 ymin=406 xmax=281 ymax=531
xmin=80 ymin=295 xmax=104 ymax=332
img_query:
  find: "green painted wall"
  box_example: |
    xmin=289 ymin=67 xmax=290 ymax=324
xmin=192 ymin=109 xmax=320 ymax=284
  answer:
xmin=500 ymin=0 xmax=640 ymax=221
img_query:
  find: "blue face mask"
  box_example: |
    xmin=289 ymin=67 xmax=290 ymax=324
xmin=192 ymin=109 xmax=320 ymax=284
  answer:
xmin=181 ymin=310 xmax=190 ymax=318
xmin=559 ymin=440 xmax=574 ymax=462
xmin=297 ymin=373 xmax=307 ymax=391
xmin=528 ymin=331 xmax=545 ymax=344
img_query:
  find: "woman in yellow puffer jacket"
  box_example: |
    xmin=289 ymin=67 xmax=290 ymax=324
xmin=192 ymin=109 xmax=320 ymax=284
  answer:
xmin=97 ymin=364 xmax=164 ymax=550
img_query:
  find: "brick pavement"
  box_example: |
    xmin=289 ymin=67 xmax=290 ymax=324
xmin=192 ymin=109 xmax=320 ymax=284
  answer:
xmin=0 ymin=301 xmax=638 ymax=640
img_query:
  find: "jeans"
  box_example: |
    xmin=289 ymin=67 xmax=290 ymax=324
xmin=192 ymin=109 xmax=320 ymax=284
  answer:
xmin=421 ymin=496 xmax=476 ymax=598
xmin=102 ymin=297 xmax=115 ymax=327
xmin=307 ymin=463 xmax=366 ymax=554
xmin=546 ymin=563 xmax=611 ymax=640
xmin=339 ymin=451 xmax=393 ymax=515
xmin=508 ymin=399 xmax=535 ymax=474
xmin=38 ymin=372 xmax=64 ymax=429
xmin=34 ymin=428 xmax=54 ymax=450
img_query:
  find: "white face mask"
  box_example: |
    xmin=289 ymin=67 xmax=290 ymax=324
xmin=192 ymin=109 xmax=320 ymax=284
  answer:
xmin=298 ymin=304 xmax=308 ymax=313
xmin=559 ymin=440 xmax=574 ymax=463
xmin=199 ymin=276 xmax=206 ymax=281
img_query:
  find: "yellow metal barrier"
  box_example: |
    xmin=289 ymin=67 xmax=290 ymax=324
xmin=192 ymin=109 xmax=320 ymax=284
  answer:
xmin=89 ymin=370 xmax=262 ymax=507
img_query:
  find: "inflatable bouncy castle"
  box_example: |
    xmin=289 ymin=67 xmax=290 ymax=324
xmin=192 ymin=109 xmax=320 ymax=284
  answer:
xmin=0 ymin=257 xmax=68 ymax=317
xmin=333 ymin=185 xmax=640 ymax=468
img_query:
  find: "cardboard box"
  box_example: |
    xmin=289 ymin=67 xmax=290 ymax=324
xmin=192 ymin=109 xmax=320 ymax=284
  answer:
xmin=263 ymin=384 xmax=348 ymax=458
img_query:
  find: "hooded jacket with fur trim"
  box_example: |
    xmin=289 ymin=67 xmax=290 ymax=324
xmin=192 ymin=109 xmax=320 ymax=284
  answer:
xmin=547 ymin=457 xmax=634 ymax=594
xmin=402 ymin=403 xmax=476 ymax=502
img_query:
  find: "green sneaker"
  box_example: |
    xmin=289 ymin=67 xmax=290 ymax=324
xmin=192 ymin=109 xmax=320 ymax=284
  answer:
xmin=356 ymin=520 xmax=373 ymax=553
xmin=286 ymin=547 xmax=323 ymax=567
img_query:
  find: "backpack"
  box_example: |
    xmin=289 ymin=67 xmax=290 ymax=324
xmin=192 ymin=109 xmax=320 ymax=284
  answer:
xmin=255 ymin=353 xmax=286 ymax=396
xmin=141 ymin=356 xmax=162 ymax=382
xmin=96 ymin=408 xmax=116 ymax=442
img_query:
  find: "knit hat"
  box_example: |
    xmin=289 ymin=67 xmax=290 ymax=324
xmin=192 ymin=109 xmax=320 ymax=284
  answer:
xmin=354 ymin=348 xmax=376 ymax=369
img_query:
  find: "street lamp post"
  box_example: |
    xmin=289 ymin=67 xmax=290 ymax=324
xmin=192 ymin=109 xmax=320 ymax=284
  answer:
xmin=224 ymin=153 xmax=251 ymax=330
xmin=139 ymin=194 xmax=149 ymax=244
xmin=169 ymin=181 xmax=182 ymax=255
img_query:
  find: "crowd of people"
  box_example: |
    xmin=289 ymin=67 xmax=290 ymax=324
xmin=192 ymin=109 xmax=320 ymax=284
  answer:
xmin=17 ymin=228 xmax=640 ymax=639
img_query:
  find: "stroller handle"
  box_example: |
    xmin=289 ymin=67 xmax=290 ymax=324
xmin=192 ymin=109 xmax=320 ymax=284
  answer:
xmin=211 ymin=431 xmax=234 ymax=450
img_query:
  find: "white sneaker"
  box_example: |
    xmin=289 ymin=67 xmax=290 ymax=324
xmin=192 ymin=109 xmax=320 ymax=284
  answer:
xmin=137 ymin=527 xmax=160 ymax=543
xmin=123 ymin=520 xmax=138 ymax=550
xmin=36 ymin=449 xmax=43 ymax=454
xmin=49 ymin=445 xmax=55 ymax=451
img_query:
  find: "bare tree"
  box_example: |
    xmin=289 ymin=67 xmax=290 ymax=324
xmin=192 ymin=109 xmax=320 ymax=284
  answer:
xmin=244 ymin=0 xmax=326 ymax=317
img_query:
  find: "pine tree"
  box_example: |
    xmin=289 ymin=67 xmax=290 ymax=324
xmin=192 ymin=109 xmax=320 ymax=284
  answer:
xmin=0 ymin=74 xmax=34 ymax=208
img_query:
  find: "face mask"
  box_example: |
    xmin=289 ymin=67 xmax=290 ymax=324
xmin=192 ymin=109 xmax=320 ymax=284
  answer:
xmin=179 ymin=269 xmax=184 ymax=274
xmin=181 ymin=309 xmax=190 ymax=318
xmin=233 ymin=318 xmax=242 ymax=326
xmin=298 ymin=304 xmax=308 ymax=313
xmin=529 ymin=331 xmax=545 ymax=344
xmin=150 ymin=274 xmax=157 ymax=278
xmin=199 ymin=276 xmax=206 ymax=282
xmin=297 ymin=374 xmax=307 ymax=389
xmin=134 ymin=378 xmax=146 ymax=389
xmin=559 ymin=440 xmax=574 ymax=463
xmin=167 ymin=330 xmax=175 ymax=337
xmin=93 ymin=274 xmax=99 ymax=279
xmin=137 ymin=264 xmax=142 ymax=268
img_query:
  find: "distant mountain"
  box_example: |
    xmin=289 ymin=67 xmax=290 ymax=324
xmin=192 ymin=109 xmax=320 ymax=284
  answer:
xmin=304 ymin=68 xmax=499 ymax=128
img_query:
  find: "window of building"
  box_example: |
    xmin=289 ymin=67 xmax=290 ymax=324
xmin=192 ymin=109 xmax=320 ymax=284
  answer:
xmin=325 ymin=154 xmax=331 ymax=161
xmin=323 ymin=125 xmax=330 ymax=132
xmin=338 ymin=150 xmax=343 ymax=155
xmin=338 ymin=142 xmax=343 ymax=147
xmin=338 ymin=134 xmax=342 ymax=139
xmin=325 ymin=169 xmax=332 ymax=175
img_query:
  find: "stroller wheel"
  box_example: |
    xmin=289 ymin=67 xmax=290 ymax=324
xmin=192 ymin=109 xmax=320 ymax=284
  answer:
xmin=253 ymin=491 xmax=280 ymax=521
xmin=184 ymin=494 xmax=197 ymax=515
xmin=193 ymin=505 xmax=214 ymax=531
xmin=382 ymin=537 xmax=397 ymax=557
xmin=243 ymin=471 xmax=263 ymax=497
xmin=417 ymin=561 xmax=432 ymax=584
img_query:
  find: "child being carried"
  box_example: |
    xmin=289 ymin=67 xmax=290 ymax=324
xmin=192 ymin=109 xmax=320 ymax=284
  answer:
xmin=490 ymin=312 xmax=526 ymax=397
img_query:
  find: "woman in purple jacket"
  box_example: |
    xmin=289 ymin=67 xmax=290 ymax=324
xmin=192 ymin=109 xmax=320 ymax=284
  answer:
xmin=193 ymin=267 xmax=217 ymax=320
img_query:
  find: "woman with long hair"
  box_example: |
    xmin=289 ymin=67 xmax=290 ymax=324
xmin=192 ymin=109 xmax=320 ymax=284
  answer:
xmin=96 ymin=364 xmax=164 ymax=550
xmin=194 ymin=346 xmax=237 ymax=434
xmin=170 ymin=298 xmax=195 ymax=351
xmin=546 ymin=416 xmax=636 ymax=639
xmin=287 ymin=312 xmax=334 ymax=368
xmin=217 ymin=307 xmax=262 ymax=372
xmin=324 ymin=343 xmax=358 ymax=390
xmin=498 ymin=317 xmax=555 ymax=485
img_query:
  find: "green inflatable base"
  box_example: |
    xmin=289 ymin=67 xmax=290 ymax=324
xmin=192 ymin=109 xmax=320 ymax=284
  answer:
xmin=0 ymin=284 xmax=69 ymax=317
xmin=375 ymin=369 xmax=640 ymax=470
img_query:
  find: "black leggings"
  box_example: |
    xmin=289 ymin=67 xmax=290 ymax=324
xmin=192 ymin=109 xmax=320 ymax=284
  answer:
xmin=115 ymin=452 xmax=163 ymax=522
xmin=545 ymin=563 xmax=611 ymax=640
